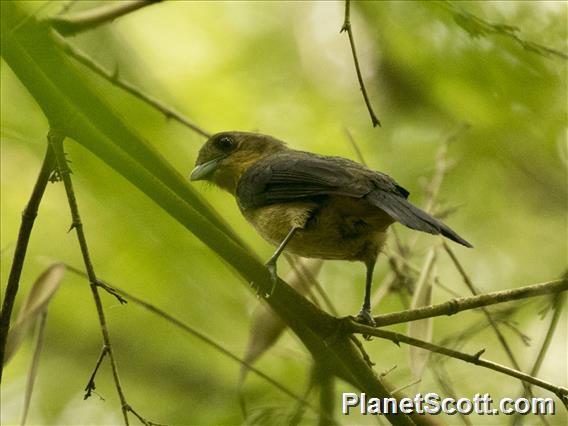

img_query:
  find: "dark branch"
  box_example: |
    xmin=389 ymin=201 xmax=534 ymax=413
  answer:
xmin=340 ymin=0 xmax=381 ymax=127
xmin=49 ymin=130 xmax=130 ymax=424
xmin=65 ymin=265 xmax=326 ymax=420
xmin=0 ymin=143 xmax=55 ymax=382
xmin=84 ymin=345 xmax=109 ymax=400
xmin=348 ymin=320 xmax=568 ymax=406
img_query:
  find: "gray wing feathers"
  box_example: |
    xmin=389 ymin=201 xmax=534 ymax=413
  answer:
xmin=366 ymin=191 xmax=473 ymax=247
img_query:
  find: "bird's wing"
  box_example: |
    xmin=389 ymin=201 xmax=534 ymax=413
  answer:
xmin=237 ymin=153 xmax=472 ymax=247
xmin=236 ymin=154 xmax=377 ymax=207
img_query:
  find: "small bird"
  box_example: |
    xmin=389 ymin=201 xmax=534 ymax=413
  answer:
xmin=190 ymin=131 xmax=472 ymax=326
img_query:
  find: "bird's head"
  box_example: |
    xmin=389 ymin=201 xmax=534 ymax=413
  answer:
xmin=190 ymin=131 xmax=286 ymax=193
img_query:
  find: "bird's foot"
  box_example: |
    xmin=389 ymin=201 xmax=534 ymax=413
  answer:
xmin=264 ymin=259 xmax=278 ymax=298
xmin=355 ymin=308 xmax=376 ymax=341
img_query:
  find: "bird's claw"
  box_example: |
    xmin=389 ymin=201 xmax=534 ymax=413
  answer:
xmin=356 ymin=308 xmax=376 ymax=341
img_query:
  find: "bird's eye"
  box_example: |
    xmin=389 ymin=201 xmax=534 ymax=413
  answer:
xmin=216 ymin=135 xmax=236 ymax=152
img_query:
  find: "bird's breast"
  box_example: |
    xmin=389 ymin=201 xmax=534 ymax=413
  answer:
xmin=240 ymin=196 xmax=393 ymax=262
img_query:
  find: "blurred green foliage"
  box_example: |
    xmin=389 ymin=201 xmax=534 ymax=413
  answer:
xmin=1 ymin=1 xmax=566 ymax=425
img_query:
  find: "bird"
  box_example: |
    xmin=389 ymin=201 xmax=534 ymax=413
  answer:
xmin=190 ymin=131 xmax=472 ymax=326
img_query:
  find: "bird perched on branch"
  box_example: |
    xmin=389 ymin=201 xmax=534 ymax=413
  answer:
xmin=190 ymin=131 xmax=472 ymax=326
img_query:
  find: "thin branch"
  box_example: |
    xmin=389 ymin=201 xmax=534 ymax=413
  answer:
xmin=285 ymin=254 xmax=338 ymax=316
xmin=527 ymin=294 xmax=565 ymax=386
xmin=383 ymin=125 xmax=469 ymax=300
xmin=49 ymin=0 xmax=161 ymax=36
xmin=347 ymin=320 xmax=568 ymax=406
xmin=66 ymin=266 xmax=325 ymax=420
xmin=0 ymin=144 xmax=55 ymax=383
xmin=372 ymin=278 xmax=568 ymax=326
xmin=349 ymin=335 xmax=375 ymax=369
xmin=340 ymin=0 xmax=381 ymax=127
xmin=344 ymin=128 xmax=367 ymax=165
xmin=384 ymin=247 xmax=461 ymax=297
xmin=21 ymin=311 xmax=48 ymax=426
xmin=429 ymin=363 xmax=472 ymax=426
xmin=84 ymin=345 xmax=109 ymax=400
xmin=391 ymin=378 xmax=421 ymax=395
xmin=443 ymin=241 xmax=531 ymax=394
xmin=289 ymin=374 xmax=316 ymax=426
xmin=53 ymin=34 xmax=210 ymax=138
xmin=513 ymin=294 xmax=565 ymax=426
xmin=316 ymin=368 xmax=336 ymax=426
xmin=437 ymin=1 xmax=568 ymax=60
xmin=48 ymin=130 xmax=130 ymax=425
xmin=125 ymin=405 xmax=167 ymax=426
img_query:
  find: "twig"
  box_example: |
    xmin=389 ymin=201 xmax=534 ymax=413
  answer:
xmin=344 ymin=128 xmax=367 ymax=165
xmin=284 ymin=254 xmax=325 ymax=310
xmin=84 ymin=345 xmax=109 ymax=400
xmin=429 ymin=363 xmax=472 ymax=426
xmin=53 ymin=34 xmax=210 ymax=138
xmin=513 ymin=294 xmax=564 ymax=426
xmin=348 ymin=320 xmax=568 ymax=406
xmin=443 ymin=241 xmax=529 ymax=378
xmin=340 ymin=0 xmax=381 ymax=127
xmin=384 ymin=248 xmax=461 ymax=297
xmin=48 ymin=130 xmax=130 ymax=425
xmin=289 ymin=374 xmax=316 ymax=426
xmin=65 ymin=265 xmax=324 ymax=419
xmin=527 ymin=294 xmax=565 ymax=388
xmin=0 ymin=143 xmax=55 ymax=383
xmin=391 ymin=378 xmax=421 ymax=395
xmin=380 ymin=365 xmax=397 ymax=378
xmin=349 ymin=335 xmax=375 ymax=368
xmin=285 ymin=254 xmax=338 ymax=316
xmin=316 ymin=368 xmax=336 ymax=426
xmin=125 ymin=405 xmax=167 ymax=426
xmin=372 ymin=278 xmax=568 ymax=326
xmin=443 ymin=241 xmax=542 ymax=410
xmin=49 ymin=0 xmax=161 ymax=36
xmin=437 ymin=1 xmax=568 ymax=60
xmin=21 ymin=311 xmax=48 ymax=426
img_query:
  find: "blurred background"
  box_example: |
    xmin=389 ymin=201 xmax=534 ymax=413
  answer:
xmin=1 ymin=1 xmax=566 ymax=424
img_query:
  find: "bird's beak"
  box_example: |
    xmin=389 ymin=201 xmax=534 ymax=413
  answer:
xmin=190 ymin=157 xmax=223 ymax=181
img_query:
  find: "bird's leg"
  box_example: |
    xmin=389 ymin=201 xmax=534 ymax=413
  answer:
xmin=356 ymin=258 xmax=377 ymax=339
xmin=264 ymin=227 xmax=299 ymax=296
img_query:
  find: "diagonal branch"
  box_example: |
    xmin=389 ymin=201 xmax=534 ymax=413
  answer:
xmin=513 ymin=294 xmax=565 ymax=425
xmin=372 ymin=278 xmax=567 ymax=326
xmin=341 ymin=0 xmax=381 ymax=127
xmin=48 ymin=130 xmax=131 ymax=425
xmin=436 ymin=1 xmax=568 ymax=61
xmin=443 ymin=241 xmax=535 ymax=398
xmin=53 ymin=34 xmax=210 ymax=138
xmin=64 ymin=266 xmax=330 ymax=421
xmin=347 ymin=320 xmax=568 ymax=406
xmin=49 ymin=0 xmax=162 ymax=36
xmin=0 ymin=144 xmax=55 ymax=383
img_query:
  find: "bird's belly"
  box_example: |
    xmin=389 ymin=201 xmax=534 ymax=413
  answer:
xmin=241 ymin=197 xmax=392 ymax=262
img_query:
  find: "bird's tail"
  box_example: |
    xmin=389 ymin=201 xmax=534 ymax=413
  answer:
xmin=367 ymin=191 xmax=473 ymax=248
